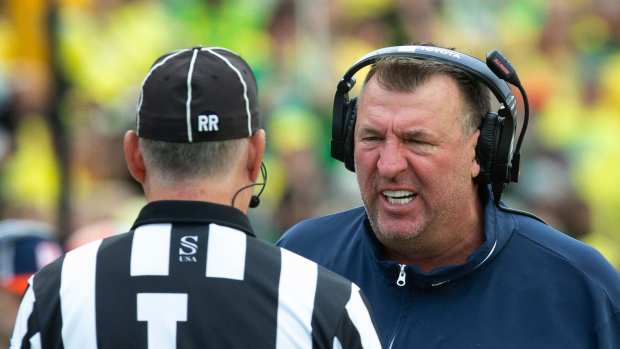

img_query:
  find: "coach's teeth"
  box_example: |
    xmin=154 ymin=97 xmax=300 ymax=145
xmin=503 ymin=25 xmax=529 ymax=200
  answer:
xmin=382 ymin=190 xmax=416 ymax=205
xmin=383 ymin=190 xmax=414 ymax=198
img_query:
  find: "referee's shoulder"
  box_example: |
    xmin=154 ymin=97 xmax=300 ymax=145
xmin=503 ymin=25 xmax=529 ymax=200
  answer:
xmin=30 ymin=250 xmax=64 ymax=289
xmin=255 ymin=236 xmax=354 ymax=292
xmin=32 ymin=232 xmax=131 ymax=287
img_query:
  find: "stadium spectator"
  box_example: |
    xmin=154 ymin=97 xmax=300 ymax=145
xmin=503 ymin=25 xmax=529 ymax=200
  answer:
xmin=0 ymin=220 xmax=62 ymax=349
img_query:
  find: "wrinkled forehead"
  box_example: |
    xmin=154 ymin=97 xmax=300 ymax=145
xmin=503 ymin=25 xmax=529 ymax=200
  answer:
xmin=360 ymin=73 xmax=470 ymax=113
xmin=358 ymin=75 xmax=469 ymax=132
xmin=361 ymin=70 xmax=492 ymax=134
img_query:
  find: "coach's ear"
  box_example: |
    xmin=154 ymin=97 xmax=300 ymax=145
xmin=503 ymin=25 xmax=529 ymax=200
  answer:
xmin=247 ymin=129 xmax=265 ymax=182
xmin=470 ymin=129 xmax=481 ymax=178
xmin=124 ymin=130 xmax=146 ymax=185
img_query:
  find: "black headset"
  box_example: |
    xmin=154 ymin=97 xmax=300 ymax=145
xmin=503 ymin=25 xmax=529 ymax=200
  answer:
xmin=330 ymin=45 xmax=530 ymax=203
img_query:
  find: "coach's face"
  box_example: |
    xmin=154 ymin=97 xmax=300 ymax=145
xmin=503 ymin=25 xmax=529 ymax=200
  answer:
xmin=354 ymin=74 xmax=480 ymax=256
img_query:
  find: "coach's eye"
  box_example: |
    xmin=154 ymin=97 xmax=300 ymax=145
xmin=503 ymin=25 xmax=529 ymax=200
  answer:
xmin=406 ymin=138 xmax=425 ymax=145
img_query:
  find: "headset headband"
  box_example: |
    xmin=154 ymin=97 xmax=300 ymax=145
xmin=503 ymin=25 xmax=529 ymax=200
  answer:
xmin=337 ymin=46 xmax=517 ymax=116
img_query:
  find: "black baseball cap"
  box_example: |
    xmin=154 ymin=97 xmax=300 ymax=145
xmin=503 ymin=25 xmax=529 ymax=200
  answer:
xmin=136 ymin=47 xmax=260 ymax=142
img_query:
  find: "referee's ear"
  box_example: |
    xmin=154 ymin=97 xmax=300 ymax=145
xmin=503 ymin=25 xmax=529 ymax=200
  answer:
xmin=247 ymin=129 xmax=265 ymax=182
xmin=124 ymin=130 xmax=146 ymax=185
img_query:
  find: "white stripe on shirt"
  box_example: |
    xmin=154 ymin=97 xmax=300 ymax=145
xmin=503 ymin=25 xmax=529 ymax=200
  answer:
xmin=60 ymin=239 xmax=102 ymax=349
xmin=333 ymin=337 xmax=344 ymax=349
xmin=29 ymin=333 xmax=41 ymax=349
xmin=345 ymin=284 xmax=382 ymax=349
xmin=275 ymin=249 xmax=318 ymax=349
xmin=130 ymin=224 xmax=172 ymax=276
xmin=9 ymin=277 xmax=36 ymax=349
xmin=206 ymin=224 xmax=247 ymax=280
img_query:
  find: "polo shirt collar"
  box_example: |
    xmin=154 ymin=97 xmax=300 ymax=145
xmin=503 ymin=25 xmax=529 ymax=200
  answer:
xmin=361 ymin=185 xmax=514 ymax=288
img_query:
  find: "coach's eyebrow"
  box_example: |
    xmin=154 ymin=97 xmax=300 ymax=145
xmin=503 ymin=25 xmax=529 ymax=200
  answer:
xmin=402 ymin=129 xmax=433 ymax=140
xmin=357 ymin=126 xmax=382 ymax=136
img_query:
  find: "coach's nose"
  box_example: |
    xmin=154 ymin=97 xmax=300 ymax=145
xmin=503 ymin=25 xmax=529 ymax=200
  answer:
xmin=376 ymin=139 xmax=407 ymax=179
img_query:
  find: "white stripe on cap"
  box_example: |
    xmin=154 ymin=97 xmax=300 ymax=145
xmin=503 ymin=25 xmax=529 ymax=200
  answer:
xmin=203 ymin=47 xmax=253 ymax=136
xmin=136 ymin=48 xmax=190 ymax=135
xmin=275 ymin=248 xmax=317 ymax=349
xmin=345 ymin=284 xmax=382 ymax=349
xmin=186 ymin=49 xmax=200 ymax=142
xmin=206 ymin=46 xmax=241 ymax=56
xmin=60 ymin=239 xmax=102 ymax=349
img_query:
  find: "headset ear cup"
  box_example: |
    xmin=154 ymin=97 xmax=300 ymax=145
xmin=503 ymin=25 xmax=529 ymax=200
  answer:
xmin=343 ymin=97 xmax=357 ymax=172
xmin=476 ymin=113 xmax=499 ymax=184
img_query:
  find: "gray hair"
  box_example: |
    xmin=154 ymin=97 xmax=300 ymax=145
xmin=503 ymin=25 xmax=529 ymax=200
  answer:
xmin=364 ymin=56 xmax=491 ymax=134
xmin=139 ymin=138 xmax=245 ymax=183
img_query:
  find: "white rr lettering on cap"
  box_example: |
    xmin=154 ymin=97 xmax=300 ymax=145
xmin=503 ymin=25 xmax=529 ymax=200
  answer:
xmin=198 ymin=114 xmax=219 ymax=132
xmin=209 ymin=114 xmax=219 ymax=131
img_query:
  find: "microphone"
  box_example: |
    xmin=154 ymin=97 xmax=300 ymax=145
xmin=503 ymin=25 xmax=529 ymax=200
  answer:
xmin=486 ymin=50 xmax=530 ymax=183
xmin=231 ymin=162 xmax=267 ymax=209
xmin=486 ymin=50 xmax=521 ymax=86
xmin=249 ymin=195 xmax=261 ymax=208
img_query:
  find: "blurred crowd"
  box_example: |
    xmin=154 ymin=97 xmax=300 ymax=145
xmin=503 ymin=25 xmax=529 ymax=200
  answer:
xmin=0 ymin=0 xmax=619 ymax=288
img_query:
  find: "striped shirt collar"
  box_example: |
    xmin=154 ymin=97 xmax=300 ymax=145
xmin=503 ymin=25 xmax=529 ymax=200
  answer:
xmin=132 ymin=200 xmax=255 ymax=237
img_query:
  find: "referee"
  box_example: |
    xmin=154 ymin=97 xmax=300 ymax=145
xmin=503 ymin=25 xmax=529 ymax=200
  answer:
xmin=10 ymin=47 xmax=382 ymax=349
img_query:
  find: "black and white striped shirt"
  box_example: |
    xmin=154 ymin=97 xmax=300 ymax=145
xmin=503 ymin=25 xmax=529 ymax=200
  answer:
xmin=10 ymin=201 xmax=382 ymax=349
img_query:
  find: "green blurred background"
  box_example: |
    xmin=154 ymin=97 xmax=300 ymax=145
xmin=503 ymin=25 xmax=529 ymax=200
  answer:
xmin=0 ymin=0 xmax=619 ymax=266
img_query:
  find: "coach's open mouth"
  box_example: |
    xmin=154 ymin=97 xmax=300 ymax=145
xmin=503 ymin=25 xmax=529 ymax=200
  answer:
xmin=382 ymin=190 xmax=417 ymax=205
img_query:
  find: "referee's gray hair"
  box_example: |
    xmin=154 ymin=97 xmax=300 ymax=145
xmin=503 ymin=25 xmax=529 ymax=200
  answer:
xmin=139 ymin=138 xmax=245 ymax=182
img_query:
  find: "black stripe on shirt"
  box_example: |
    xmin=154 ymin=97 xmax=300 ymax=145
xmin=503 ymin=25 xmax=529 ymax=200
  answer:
xmin=170 ymin=223 xmax=211 ymax=349
xmin=179 ymin=231 xmax=281 ymax=349
xmin=334 ymin=304 xmax=364 ymax=349
xmin=312 ymin=269 xmax=353 ymax=349
xmin=32 ymin=256 xmax=65 ymax=349
xmin=236 ymin=237 xmax=280 ymax=348
xmin=95 ymin=233 xmax=141 ymax=349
